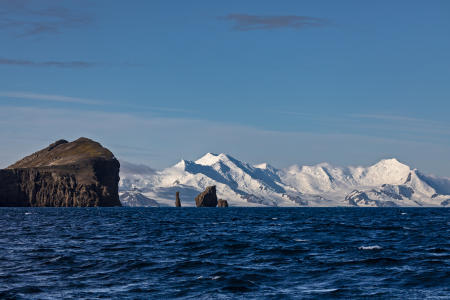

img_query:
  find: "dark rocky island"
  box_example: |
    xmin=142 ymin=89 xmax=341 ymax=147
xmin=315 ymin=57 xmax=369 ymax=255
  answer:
xmin=0 ymin=138 xmax=121 ymax=207
xmin=195 ymin=186 xmax=218 ymax=207
xmin=217 ymin=199 xmax=228 ymax=207
xmin=175 ymin=191 xmax=181 ymax=207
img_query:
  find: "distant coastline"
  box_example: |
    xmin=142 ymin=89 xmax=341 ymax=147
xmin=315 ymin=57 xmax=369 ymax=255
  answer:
xmin=1 ymin=139 xmax=449 ymax=208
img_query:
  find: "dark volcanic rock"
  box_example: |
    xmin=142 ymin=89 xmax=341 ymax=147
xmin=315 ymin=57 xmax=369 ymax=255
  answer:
xmin=217 ymin=199 xmax=228 ymax=207
xmin=175 ymin=191 xmax=181 ymax=207
xmin=0 ymin=137 xmax=121 ymax=207
xmin=195 ymin=186 xmax=218 ymax=207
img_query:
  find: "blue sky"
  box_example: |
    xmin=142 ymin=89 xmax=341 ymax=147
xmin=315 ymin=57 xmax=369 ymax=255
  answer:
xmin=0 ymin=0 xmax=449 ymax=176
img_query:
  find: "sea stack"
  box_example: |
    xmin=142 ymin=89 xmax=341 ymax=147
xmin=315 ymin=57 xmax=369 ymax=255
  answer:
xmin=175 ymin=191 xmax=181 ymax=207
xmin=217 ymin=199 xmax=228 ymax=207
xmin=195 ymin=186 xmax=218 ymax=207
xmin=0 ymin=138 xmax=121 ymax=207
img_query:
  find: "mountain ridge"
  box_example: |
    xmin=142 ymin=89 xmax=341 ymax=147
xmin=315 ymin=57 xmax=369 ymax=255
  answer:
xmin=119 ymin=153 xmax=450 ymax=207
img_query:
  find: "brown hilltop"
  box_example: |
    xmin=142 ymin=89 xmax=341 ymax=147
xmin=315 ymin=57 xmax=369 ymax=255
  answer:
xmin=8 ymin=138 xmax=115 ymax=169
xmin=0 ymin=137 xmax=121 ymax=207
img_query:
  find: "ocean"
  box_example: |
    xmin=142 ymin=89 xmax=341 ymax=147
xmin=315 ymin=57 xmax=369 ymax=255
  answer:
xmin=0 ymin=207 xmax=449 ymax=299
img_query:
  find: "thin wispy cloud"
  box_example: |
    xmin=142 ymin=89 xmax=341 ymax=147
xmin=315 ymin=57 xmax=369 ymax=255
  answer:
xmin=1 ymin=106 xmax=449 ymax=176
xmin=352 ymin=113 xmax=450 ymax=129
xmin=278 ymin=111 xmax=450 ymax=126
xmin=276 ymin=110 xmax=450 ymax=138
xmin=0 ymin=91 xmax=193 ymax=113
xmin=0 ymin=0 xmax=91 ymax=37
xmin=219 ymin=14 xmax=329 ymax=31
xmin=0 ymin=91 xmax=104 ymax=105
xmin=121 ymin=103 xmax=195 ymax=114
xmin=352 ymin=114 xmax=432 ymax=123
xmin=0 ymin=57 xmax=96 ymax=68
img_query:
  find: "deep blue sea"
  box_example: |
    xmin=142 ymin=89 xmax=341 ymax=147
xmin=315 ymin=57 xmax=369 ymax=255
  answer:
xmin=0 ymin=208 xmax=449 ymax=299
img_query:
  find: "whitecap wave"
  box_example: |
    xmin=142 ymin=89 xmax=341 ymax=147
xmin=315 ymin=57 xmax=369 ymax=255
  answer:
xmin=358 ymin=245 xmax=382 ymax=250
xmin=308 ymin=288 xmax=339 ymax=294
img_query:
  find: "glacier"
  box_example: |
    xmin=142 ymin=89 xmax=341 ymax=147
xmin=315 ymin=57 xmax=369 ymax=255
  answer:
xmin=119 ymin=153 xmax=450 ymax=207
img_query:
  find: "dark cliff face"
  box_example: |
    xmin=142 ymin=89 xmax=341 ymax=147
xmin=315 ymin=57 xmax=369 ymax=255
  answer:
xmin=0 ymin=138 xmax=121 ymax=207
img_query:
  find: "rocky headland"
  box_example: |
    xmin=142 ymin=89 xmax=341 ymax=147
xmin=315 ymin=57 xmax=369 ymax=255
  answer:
xmin=0 ymin=138 xmax=121 ymax=207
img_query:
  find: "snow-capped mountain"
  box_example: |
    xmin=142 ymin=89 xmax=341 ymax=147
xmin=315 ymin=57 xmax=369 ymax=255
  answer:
xmin=119 ymin=153 xmax=450 ymax=207
xmin=120 ymin=189 xmax=160 ymax=207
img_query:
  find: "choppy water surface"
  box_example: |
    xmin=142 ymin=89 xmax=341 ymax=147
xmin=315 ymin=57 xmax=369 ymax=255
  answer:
xmin=0 ymin=208 xmax=449 ymax=299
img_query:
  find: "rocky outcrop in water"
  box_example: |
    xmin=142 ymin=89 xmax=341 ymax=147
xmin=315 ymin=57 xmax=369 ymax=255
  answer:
xmin=195 ymin=186 xmax=218 ymax=207
xmin=175 ymin=191 xmax=181 ymax=207
xmin=217 ymin=199 xmax=228 ymax=207
xmin=0 ymin=138 xmax=121 ymax=207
